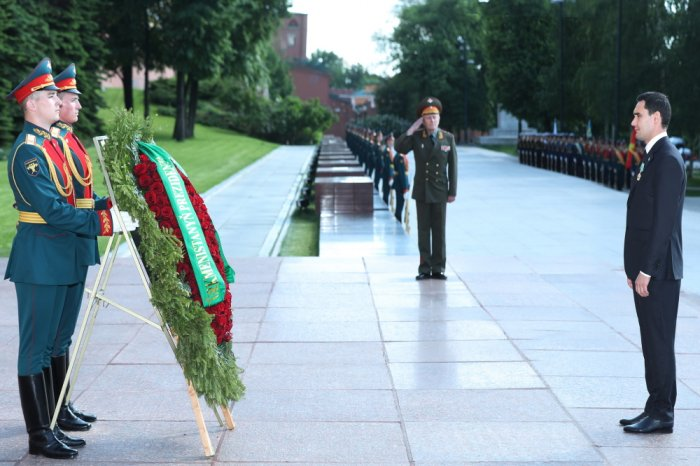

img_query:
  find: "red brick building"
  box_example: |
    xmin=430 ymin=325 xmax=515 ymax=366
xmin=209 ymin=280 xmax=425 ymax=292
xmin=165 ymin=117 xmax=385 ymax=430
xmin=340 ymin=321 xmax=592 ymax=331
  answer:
xmin=273 ymin=12 xmax=377 ymax=137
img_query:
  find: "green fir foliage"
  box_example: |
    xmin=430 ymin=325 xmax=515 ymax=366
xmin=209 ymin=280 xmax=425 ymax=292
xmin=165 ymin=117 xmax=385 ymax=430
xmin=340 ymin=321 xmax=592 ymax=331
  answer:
xmin=103 ymin=109 xmax=245 ymax=407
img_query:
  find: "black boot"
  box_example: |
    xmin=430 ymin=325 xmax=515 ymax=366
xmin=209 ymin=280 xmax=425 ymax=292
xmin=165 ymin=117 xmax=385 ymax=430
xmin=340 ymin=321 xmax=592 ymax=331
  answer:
xmin=42 ymin=366 xmax=86 ymax=447
xmin=50 ymin=356 xmax=92 ymax=431
xmin=18 ymin=373 xmax=78 ymax=459
xmin=54 ymin=352 xmax=97 ymax=423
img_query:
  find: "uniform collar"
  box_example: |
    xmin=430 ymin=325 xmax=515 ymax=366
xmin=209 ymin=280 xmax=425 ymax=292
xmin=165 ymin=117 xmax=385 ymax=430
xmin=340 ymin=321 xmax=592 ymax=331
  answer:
xmin=54 ymin=121 xmax=74 ymax=132
xmin=23 ymin=121 xmax=52 ymax=141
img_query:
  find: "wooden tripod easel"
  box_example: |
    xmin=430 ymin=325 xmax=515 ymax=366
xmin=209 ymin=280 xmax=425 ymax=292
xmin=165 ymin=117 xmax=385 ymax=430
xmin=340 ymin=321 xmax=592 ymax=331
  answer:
xmin=49 ymin=135 xmax=235 ymax=457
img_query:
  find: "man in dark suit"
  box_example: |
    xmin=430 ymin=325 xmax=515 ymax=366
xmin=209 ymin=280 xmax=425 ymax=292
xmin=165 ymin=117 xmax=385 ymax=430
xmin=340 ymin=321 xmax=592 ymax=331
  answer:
xmin=621 ymin=91 xmax=685 ymax=434
xmin=395 ymin=97 xmax=457 ymax=280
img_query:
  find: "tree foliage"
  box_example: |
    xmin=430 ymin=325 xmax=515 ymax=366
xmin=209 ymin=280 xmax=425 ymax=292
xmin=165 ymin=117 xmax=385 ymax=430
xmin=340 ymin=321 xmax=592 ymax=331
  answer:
xmin=483 ymin=0 xmax=555 ymax=130
xmin=307 ymin=50 xmax=376 ymax=89
xmin=377 ymin=0 xmax=493 ymax=133
xmin=0 ymin=0 xmax=106 ymax=147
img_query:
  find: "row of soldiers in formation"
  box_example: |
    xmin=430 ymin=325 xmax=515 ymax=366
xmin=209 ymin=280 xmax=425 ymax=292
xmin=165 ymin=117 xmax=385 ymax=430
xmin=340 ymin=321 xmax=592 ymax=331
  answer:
xmin=517 ymin=134 xmax=644 ymax=191
xmin=346 ymin=124 xmax=411 ymax=223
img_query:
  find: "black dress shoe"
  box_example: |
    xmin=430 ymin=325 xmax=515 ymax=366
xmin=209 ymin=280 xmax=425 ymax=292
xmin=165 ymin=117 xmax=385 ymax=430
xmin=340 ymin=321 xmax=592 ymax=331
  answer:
xmin=623 ymin=416 xmax=673 ymax=434
xmin=619 ymin=412 xmax=648 ymax=426
xmin=54 ymin=427 xmax=86 ymax=448
xmin=68 ymin=402 xmax=97 ymax=423
xmin=57 ymin=405 xmax=91 ymax=431
xmin=415 ymin=273 xmax=430 ymax=281
xmin=431 ymin=272 xmax=447 ymax=280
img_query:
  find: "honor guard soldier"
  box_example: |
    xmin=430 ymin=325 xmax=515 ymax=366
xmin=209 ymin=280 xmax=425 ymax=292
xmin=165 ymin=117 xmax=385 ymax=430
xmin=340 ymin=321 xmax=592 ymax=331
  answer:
xmin=381 ymin=133 xmax=394 ymax=205
xmin=392 ymin=147 xmax=410 ymax=222
xmin=50 ymin=63 xmax=111 ymax=432
xmin=5 ymin=58 xmax=113 ymax=460
xmin=373 ymin=131 xmax=384 ymax=191
xmin=395 ymin=96 xmax=457 ymax=280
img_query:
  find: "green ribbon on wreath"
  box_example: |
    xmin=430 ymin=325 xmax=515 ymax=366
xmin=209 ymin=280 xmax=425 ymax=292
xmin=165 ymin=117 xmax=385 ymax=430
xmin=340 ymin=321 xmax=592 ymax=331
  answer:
xmin=138 ymin=141 xmax=226 ymax=306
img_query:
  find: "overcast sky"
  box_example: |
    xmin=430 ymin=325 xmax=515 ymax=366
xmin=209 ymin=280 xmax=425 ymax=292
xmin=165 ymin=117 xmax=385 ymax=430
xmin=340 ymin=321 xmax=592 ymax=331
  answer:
xmin=288 ymin=0 xmax=402 ymax=76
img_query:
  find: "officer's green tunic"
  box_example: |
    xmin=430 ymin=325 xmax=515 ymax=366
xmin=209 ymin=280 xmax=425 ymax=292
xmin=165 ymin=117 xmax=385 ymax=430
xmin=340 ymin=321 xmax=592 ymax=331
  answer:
xmin=5 ymin=122 xmax=104 ymax=375
xmin=51 ymin=122 xmax=109 ymax=357
xmin=395 ymin=129 xmax=457 ymax=274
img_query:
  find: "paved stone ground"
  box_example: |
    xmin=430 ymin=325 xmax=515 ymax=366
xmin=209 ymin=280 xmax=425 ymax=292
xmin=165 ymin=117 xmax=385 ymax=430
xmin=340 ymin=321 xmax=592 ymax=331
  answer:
xmin=0 ymin=145 xmax=699 ymax=464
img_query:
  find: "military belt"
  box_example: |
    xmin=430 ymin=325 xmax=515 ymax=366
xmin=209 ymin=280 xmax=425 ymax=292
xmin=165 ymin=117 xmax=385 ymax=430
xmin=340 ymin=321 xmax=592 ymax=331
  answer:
xmin=18 ymin=212 xmax=47 ymax=224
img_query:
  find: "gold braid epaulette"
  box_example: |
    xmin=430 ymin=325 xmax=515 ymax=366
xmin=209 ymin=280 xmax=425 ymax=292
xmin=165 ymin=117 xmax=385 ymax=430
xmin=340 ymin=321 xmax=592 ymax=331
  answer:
xmin=24 ymin=134 xmax=73 ymax=199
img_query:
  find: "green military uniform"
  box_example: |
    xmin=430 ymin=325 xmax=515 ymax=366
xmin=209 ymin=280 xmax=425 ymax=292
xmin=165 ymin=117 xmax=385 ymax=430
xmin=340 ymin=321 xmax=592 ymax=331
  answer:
xmin=49 ymin=63 xmax=109 ymax=432
xmin=6 ymin=58 xmax=113 ymax=460
xmin=395 ymin=97 xmax=457 ymax=278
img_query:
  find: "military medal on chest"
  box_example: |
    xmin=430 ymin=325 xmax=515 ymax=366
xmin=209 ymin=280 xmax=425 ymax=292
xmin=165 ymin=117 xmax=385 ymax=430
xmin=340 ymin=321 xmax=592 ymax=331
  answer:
xmin=637 ymin=162 xmax=645 ymax=181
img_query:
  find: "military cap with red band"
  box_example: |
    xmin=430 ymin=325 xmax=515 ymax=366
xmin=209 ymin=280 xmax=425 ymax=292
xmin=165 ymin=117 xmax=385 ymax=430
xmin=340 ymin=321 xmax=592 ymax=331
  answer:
xmin=54 ymin=63 xmax=81 ymax=94
xmin=416 ymin=96 xmax=443 ymax=117
xmin=6 ymin=57 xmax=60 ymax=104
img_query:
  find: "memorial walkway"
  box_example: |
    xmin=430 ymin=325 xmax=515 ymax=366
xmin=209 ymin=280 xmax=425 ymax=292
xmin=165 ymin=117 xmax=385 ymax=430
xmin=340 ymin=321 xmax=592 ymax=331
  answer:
xmin=0 ymin=143 xmax=698 ymax=464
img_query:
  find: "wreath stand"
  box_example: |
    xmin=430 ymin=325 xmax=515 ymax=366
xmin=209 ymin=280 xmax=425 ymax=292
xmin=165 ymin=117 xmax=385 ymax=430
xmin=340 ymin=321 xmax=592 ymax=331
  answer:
xmin=49 ymin=135 xmax=235 ymax=457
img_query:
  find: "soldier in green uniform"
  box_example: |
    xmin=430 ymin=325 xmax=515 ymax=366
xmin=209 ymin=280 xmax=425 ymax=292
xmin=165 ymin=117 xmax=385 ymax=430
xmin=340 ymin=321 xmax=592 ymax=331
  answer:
xmin=395 ymin=97 xmax=457 ymax=280
xmin=50 ymin=63 xmax=110 ymax=432
xmin=373 ymin=131 xmax=384 ymax=191
xmin=5 ymin=58 xmax=113 ymax=459
xmin=381 ymin=133 xmax=394 ymax=205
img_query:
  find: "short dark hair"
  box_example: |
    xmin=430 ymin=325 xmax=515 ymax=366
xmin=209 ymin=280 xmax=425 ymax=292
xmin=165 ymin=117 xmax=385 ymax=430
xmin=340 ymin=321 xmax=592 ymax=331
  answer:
xmin=636 ymin=91 xmax=671 ymax=128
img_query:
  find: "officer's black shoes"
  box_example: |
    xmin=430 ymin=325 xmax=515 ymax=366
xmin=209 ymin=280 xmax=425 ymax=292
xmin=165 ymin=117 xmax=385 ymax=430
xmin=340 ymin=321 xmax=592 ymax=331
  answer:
xmin=18 ymin=373 xmax=78 ymax=459
xmin=54 ymin=427 xmax=86 ymax=448
xmin=623 ymin=416 xmax=673 ymax=434
xmin=416 ymin=272 xmax=431 ymax=280
xmin=62 ymin=351 xmax=97 ymax=423
xmin=28 ymin=429 xmax=78 ymax=459
xmin=68 ymin=402 xmax=97 ymax=423
xmin=619 ymin=412 xmax=648 ymax=426
xmin=431 ymin=272 xmax=448 ymax=280
xmin=58 ymin=405 xmax=92 ymax=431
xmin=51 ymin=354 xmax=93 ymax=430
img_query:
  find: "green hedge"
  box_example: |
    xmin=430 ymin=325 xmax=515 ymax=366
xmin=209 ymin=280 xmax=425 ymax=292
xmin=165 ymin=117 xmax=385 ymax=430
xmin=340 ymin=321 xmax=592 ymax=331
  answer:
xmin=151 ymin=78 xmax=336 ymax=144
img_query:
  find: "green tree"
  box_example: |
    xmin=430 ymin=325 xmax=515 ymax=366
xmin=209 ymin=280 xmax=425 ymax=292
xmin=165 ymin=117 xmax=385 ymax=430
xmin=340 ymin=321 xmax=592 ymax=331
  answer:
xmin=562 ymin=0 xmax=669 ymax=138
xmin=161 ymin=0 xmax=234 ymax=141
xmin=482 ymin=0 xmax=555 ymax=132
xmin=42 ymin=0 xmax=107 ymax=139
xmin=0 ymin=0 xmax=47 ymax=148
xmin=308 ymin=50 xmax=345 ymax=86
xmin=377 ymin=0 xmax=493 ymax=134
xmin=264 ymin=43 xmax=293 ymax=100
xmin=664 ymin=0 xmax=700 ymax=149
xmin=0 ymin=0 xmax=106 ymax=146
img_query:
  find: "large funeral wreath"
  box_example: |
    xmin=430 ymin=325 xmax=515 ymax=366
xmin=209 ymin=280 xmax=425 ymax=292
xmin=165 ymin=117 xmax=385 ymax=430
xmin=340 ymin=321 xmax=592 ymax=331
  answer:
xmin=102 ymin=109 xmax=245 ymax=407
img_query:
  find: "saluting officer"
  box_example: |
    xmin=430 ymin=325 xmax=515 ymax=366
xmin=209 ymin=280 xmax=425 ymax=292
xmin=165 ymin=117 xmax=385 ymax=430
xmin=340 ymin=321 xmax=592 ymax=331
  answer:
xmin=50 ymin=63 xmax=111 ymax=432
xmin=395 ymin=97 xmax=457 ymax=280
xmin=5 ymin=58 xmax=113 ymax=460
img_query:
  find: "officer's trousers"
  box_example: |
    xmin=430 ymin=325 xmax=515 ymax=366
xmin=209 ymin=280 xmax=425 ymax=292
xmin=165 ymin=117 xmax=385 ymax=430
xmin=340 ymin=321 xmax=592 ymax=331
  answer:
xmin=415 ymin=200 xmax=447 ymax=274
xmin=53 ymin=268 xmax=88 ymax=357
xmin=16 ymin=283 xmax=68 ymax=375
xmin=395 ymin=189 xmax=405 ymax=222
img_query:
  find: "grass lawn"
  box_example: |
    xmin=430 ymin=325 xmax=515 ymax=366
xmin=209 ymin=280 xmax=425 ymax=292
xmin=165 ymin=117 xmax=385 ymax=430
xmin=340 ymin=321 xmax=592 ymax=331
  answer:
xmin=0 ymin=88 xmax=278 ymax=256
xmin=278 ymin=205 xmax=319 ymax=256
xmin=478 ymin=144 xmax=517 ymax=157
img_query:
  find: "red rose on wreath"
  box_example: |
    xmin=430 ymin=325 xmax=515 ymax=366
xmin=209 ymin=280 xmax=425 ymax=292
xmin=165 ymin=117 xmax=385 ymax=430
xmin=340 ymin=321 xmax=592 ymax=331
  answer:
xmin=133 ymin=155 xmax=234 ymax=345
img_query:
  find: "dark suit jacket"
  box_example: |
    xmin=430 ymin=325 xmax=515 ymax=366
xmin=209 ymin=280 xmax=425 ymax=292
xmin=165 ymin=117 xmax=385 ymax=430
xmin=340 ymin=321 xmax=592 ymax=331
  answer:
xmin=624 ymin=136 xmax=685 ymax=280
xmin=395 ymin=129 xmax=457 ymax=203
